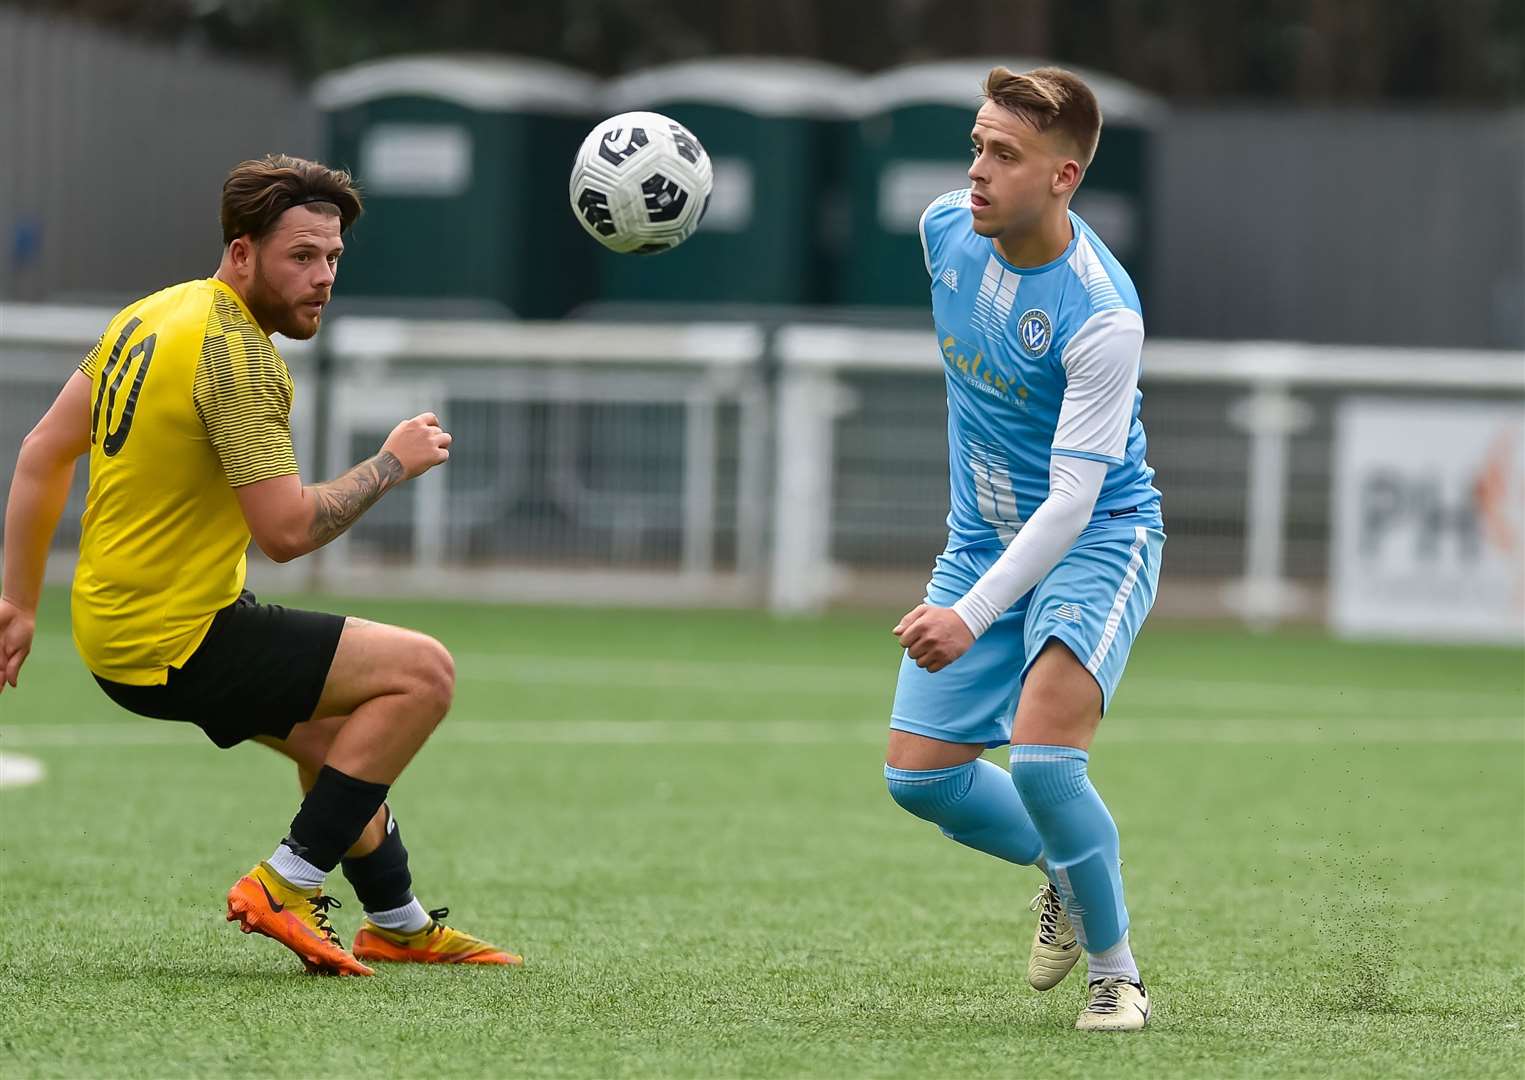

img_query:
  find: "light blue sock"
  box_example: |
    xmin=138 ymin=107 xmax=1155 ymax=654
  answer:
xmin=885 ymin=758 xmax=1043 ymax=865
xmin=1011 ymin=745 xmax=1129 ymax=953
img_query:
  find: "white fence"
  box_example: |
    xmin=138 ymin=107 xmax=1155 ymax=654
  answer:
xmin=771 ymin=328 xmax=1525 ymax=624
xmin=3 ymin=302 xmax=1521 ymax=626
xmin=314 ymin=317 xmax=768 ymax=604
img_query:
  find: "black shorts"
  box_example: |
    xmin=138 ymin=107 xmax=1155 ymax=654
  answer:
xmin=93 ymin=590 xmax=347 ymax=749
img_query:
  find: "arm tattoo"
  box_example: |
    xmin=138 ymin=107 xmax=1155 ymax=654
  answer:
xmin=307 ymin=450 xmax=405 ymax=547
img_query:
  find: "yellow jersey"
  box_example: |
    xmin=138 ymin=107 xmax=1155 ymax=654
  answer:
xmin=72 ymin=278 xmax=300 ymax=684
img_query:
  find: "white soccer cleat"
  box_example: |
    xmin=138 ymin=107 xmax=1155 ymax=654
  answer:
xmin=1075 ymin=977 xmax=1150 ymax=1032
xmin=1028 ymin=881 xmax=1080 ymax=990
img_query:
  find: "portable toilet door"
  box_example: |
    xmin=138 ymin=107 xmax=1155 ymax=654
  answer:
xmin=841 ymin=58 xmax=1163 ymax=309
xmin=588 ymin=57 xmax=859 ymax=311
xmin=316 ymin=54 xmax=598 ymax=317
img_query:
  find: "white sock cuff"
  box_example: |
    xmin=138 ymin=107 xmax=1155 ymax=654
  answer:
xmin=267 ymin=844 xmax=325 ymax=891
xmin=1086 ymin=932 xmax=1140 ymax=982
xmin=367 ymin=897 xmax=429 ymax=933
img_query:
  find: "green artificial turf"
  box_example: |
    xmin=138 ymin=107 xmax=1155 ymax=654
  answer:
xmin=2 ymin=590 xmax=1521 ymax=1077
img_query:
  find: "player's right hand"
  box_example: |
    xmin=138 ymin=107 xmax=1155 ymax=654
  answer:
xmin=893 ymin=602 xmax=974 ymax=673
xmin=0 ymin=596 xmax=37 ymax=694
xmin=382 ymin=412 xmax=453 ymax=480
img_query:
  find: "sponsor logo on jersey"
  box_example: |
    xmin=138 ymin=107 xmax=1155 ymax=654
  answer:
xmin=939 ymin=331 xmax=1031 ymax=409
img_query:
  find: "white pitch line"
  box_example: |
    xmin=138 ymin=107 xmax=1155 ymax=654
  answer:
xmin=31 ymin=631 xmax=1522 ymax=713
xmin=3 ymin=717 xmax=1520 ymax=749
xmin=447 ymin=653 xmax=1523 ymax=712
xmin=0 ymin=751 xmax=46 ymax=788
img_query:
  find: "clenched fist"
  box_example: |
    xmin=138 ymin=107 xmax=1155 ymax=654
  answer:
xmin=383 ymin=412 xmax=453 ymax=480
xmin=893 ymin=603 xmax=975 ymax=673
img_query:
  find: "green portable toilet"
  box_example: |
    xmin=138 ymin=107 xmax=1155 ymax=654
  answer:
xmin=841 ymin=59 xmax=1163 ymax=308
xmin=315 ymin=55 xmax=597 ymax=317
xmin=589 ymin=58 xmax=858 ymax=310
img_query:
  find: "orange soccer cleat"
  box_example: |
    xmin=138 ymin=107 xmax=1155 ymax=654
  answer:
xmin=226 ymin=862 xmax=374 ymax=976
xmin=352 ymin=907 xmax=522 ymax=966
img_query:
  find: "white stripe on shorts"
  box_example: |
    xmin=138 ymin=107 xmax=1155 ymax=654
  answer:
xmin=1085 ymin=526 xmax=1149 ymax=675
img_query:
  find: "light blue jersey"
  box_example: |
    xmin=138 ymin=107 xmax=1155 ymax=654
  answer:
xmin=919 ymin=190 xmax=1162 ymax=551
xmin=890 ymin=192 xmax=1167 ymax=745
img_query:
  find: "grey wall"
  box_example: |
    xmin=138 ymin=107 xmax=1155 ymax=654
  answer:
xmin=0 ymin=6 xmax=318 ymax=303
xmin=1150 ymin=106 xmax=1525 ymax=348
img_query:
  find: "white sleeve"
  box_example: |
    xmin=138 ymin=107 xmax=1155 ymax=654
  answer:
xmin=1052 ymin=307 xmax=1144 ymax=465
xmin=950 ymin=456 xmax=1108 ymax=638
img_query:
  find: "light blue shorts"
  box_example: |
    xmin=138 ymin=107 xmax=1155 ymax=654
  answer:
xmin=889 ymin=525 xmax=1165 ymax=748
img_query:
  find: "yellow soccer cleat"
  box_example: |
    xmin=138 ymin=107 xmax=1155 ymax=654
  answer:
xmin=226 ymin=862 xmax=374 ymax=977
xmin=1075 ymin=977 xmax=1151 ymax=1032
xmin=1028 ymin=881 xmax=1080 ymax=990
xmin=352 ymin=907 xmax=523 ymax=966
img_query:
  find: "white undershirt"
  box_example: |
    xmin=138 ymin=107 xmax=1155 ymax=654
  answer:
xmin=951 ymin=455 xmax=1108 ymax=639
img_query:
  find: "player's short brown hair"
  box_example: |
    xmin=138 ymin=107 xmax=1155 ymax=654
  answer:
xmin=220 ymin=154 xmax=363 ymax=245
xmin=982 ymin=66 xmax=1102 ymax=170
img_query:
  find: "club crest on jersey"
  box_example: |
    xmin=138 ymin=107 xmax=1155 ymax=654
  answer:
xmin=1017 ymin=309 xmax=1052 ymax=357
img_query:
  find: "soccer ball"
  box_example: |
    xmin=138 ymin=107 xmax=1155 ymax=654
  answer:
xmin=568 ymin=111 xmax=713 ymax=255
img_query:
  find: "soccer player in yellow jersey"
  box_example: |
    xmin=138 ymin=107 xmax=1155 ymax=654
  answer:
xmin=0 ymin=155 xmax=518 ymax=976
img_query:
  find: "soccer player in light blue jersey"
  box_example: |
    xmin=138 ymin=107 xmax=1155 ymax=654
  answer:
xmin=884 ymin=66 xmax=1164 ymax=1032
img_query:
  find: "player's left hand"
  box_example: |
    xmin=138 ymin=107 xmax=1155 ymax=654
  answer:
xmin=0 ymin=596 xmax=37 ymax=694
xmin=893 ymin=604 xmax=974 ymax=673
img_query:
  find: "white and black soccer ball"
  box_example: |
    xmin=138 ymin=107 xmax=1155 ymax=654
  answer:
xmin=568 ymin=111 xmax=713 ymax=255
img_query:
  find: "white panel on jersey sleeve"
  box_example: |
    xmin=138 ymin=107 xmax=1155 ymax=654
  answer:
xmin=1052 ymin=307 xmax=1144 ymax=465
xmin=1067 ymin=233 xmax=1127 ymax=310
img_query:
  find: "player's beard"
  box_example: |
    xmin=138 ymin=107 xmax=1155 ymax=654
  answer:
xmin=246 ymin=251 xmax=320 ymax=340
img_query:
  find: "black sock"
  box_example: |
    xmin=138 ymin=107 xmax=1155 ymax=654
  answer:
xmin=341 ymin=806 xmax=415 ymax=913
xmin=282 ymin=765 xmax=390 ymax=874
